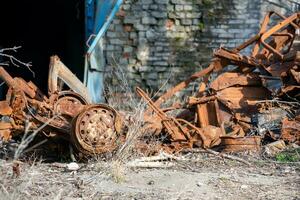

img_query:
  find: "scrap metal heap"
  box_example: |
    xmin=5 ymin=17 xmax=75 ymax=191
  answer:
xmin=0 ymin=11 xmax=299 ymax=158
xmin=0 ymin=56 xmax=123 ymax=157
xmin=137 ymin=11 xmax=300 ymax=153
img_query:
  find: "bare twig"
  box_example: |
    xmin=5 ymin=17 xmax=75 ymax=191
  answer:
xmin=0 ymin=62 xmax=9 ymax=66
xmin=126 ymin=151 xmax=183 ymax=168
xmin=0 ymin=46 xmax=22 ymax=53
xmin=0 ymin=46 xmax=35 ymax=77
xmin=21 ymin=139 xmax=48 ymax=155
xmin=182 ymin=148 xmax=251 ymax=166
xmin=126 ymin=161 xmax=175 ymax=168
xmin=14 ymin=116 xmax=58 ymax=160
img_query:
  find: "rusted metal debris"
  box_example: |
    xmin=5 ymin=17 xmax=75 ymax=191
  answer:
xmin=137 ymin=11 xmax=300 ymax=153
xmin=1 ymin=11 xmax=300 ymax=159
xmin=0 ymin=55 xmax=123 ymax=158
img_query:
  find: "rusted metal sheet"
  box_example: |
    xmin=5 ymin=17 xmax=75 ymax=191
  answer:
xmin=220 ymin=136 xmax=261 ymax=152
xmin=216 ymin=87 xmax=271 ymax=111
xmin=0 ymin=101 xmax=12 ymax=115
xmin=0 ymin=129 xmax=11 ymax=141
xmin=265 ymin=61 xmax=295 ymax=77
xmin=210 ymin=72 xmax=262 ymax=91
xmin=194 ymin=125 xmax=223 ymax=148
xmin=214 ymin=48 xmax=259 ymax=68
xmin=136 ymin=87 xmax=190 ymax=142
xmin=197 ymin=101 xmax=219 ymax=128
xmin=136 ymin=87 xmax=218 ymax=148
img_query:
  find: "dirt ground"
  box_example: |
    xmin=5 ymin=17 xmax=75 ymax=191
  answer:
xmin=0 ymin=153 xmax=299 ymax=200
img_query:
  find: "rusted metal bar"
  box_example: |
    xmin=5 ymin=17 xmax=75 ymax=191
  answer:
xmin=48 ymin=56 xmax=92 ymax=103
xmin=260 ymin=13 xmax=300 ymax=59
xmin=232 ymin=34 xmax=260 ymax=53
xmin=214 ymin=48 xmax=259 ymax=67
xmin=149 ymin=61 xmax=216 ymax=112
xmin=0 ymin=67 xmax=36 ymax=98
xmin=252 ymin=11 xmax=300 ymax=57
xmin=136 ymin=87 xmax=187 ymax=141
xmin=0 ymin=67 xmax=17 ymax=88
xmin=188 ymin=96 xmax=216 ymax=106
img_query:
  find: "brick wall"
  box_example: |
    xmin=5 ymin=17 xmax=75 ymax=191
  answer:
xmin=103 ymin=0 xmax=300 ymax=93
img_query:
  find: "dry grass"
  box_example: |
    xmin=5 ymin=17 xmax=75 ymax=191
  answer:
xmin=110 ymin=160 xmax=126 ymax=183
xmin=103 ymin=59 xmax=150 ymax=182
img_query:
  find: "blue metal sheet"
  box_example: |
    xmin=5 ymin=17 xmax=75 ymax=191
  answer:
xmin=94 ymin=0 xmax=114 ymax=33
xmin=84 ymin=0 xmax=123 ymax=103
xmin=88 ymin=0 xmax=123 ymax=54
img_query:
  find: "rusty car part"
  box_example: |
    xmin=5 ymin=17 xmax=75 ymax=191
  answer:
xmin=71 ymin=104 xmax=123 ymax=155
xmin=53 ymin=91 xmax=88 ymax=118
xmin=48 ymin=56 xmax=92 ymax=103
xmin=0 ymin=56 xmax=123 ymax=157
xmin=219 ymin=136 xmax=261 ymax=152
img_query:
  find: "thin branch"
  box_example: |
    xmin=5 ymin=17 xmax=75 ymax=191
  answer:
xmin=182 ymin=148 xmax=251 ymax=166
xmin=0 ymin=46 xmax=22 ymax=53
xmin=0 ymin=62 xmax=9 ymax=66
xmin=0 ymin=46 xmax=35 ymax=77
xmin=14 ymin=115 xmax=58 ymax=160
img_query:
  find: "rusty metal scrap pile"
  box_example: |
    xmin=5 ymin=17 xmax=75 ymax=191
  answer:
xmin=0 ymin=11 xmax=300 ymax=158
xmin=0 ymin=56 xmax=123 ymax=157
xmin=137 ymin=11 xmax=300 ymax=153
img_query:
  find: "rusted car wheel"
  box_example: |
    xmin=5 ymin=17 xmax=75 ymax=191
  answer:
xmin=53 ymin=91 xmax=88 ymax=118
xmin=71 ymin=104 xmax=123 ymax=156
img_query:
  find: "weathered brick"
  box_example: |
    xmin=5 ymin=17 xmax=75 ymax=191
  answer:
xmin=142 ymin=16 xmax=157 ymax=24
xmin=137 ymin=0 xmax=153 ymax=4
xmin=175 ymin=5 xmax=183 ymax=11
xmin=153 ymin=61 xmax=169 ymax=66
xmin=151 ymin=11 xmax=168 ymax=18
xmin=124 ymin=17 xmax=138 ymax=24
xmin=183 ymin=5 xmax=192 ymax=11
xmin=110 ymin=39 xmax=125 ymax=45
xmin=155 ymin=0 xmax=168 ymax=4
xmin=124 ymin=46 xmax=134 ymax=53
xmin=181 ymin=19 xmax=192 ymax=25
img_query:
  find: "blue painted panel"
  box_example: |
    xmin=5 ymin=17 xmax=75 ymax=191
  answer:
xmin=85 ymin=0 xmax=96 ymax=42
xmin=88 ymin=0 xmax=123 ymax=54
xmin=84 ymin=0 xmax=123 ymax=103
xmin=85 ymin=0 xmax=115 ymax=44
xmin=94 ymin=0 xmax=114 ymax=33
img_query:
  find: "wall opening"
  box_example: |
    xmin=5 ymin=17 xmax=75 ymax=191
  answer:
xmin=0 ymin=0 xmax=85 ymax=95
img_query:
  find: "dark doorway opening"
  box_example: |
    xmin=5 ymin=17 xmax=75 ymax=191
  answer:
xmin=0 ymin=0 xmax=85 ymax=95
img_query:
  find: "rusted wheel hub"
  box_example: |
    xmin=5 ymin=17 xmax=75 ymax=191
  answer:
xmin=71 ymin=104 xmax=123 ymax=155
xmin=54 ymin=91 xmax=87 ymax=118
